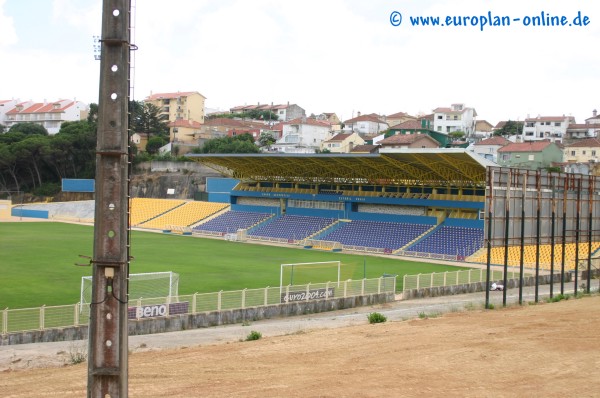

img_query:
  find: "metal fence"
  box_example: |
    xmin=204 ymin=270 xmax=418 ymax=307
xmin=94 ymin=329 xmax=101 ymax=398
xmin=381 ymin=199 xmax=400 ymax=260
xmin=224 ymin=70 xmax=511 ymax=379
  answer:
xmin=403 ymin=269 xmax=519 ymax=291
xmin=2 ymin=277 xmax=396 ymax=335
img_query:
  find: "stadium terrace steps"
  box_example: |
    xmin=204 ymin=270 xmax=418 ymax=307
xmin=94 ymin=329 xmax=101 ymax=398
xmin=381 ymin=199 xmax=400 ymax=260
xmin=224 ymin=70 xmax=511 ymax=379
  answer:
xmin=193 ymin=210 xmax=274 ymax=234
xmin=138 ymin=201 xmax=230 ymax=230
xmin=129 ymin=198 xmax=186 ymax=226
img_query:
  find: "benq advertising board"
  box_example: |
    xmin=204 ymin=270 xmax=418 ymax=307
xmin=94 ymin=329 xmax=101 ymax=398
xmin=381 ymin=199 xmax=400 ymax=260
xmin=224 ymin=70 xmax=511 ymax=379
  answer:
xmin=128 ymin=302 xmax=189 ymax=319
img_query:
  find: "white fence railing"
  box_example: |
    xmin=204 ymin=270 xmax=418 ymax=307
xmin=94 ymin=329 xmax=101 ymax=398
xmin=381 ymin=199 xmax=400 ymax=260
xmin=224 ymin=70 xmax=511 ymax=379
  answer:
xmin=403 ymin=269 xmax=519 ymax=291
xmin=2 ymin=277 xmax=396 ymax=335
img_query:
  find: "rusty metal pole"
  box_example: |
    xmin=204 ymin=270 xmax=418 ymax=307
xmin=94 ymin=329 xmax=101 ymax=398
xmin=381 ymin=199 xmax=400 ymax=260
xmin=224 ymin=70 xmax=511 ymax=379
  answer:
xmin=88 ymin=0 xmax=131 ymax=397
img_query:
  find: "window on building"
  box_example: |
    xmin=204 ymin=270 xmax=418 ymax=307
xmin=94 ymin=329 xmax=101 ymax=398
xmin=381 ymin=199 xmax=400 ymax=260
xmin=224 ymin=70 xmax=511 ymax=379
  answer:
xmin=446 ymin=126 xmax=451 ymax=133
xmin=593 ymin=150 xmax=597 ymax=156
xmin=571 ymin=151 xmax=576 ymax=156
xmin=437 ymin=126 xmax=442 ymax=132
xmin=555 ymin=122 xmax=561 ymax=127
xmin=583 ymin=150 xmax=586 ymax=155
xmin=502 ymin=154 xmax=510 ymax=161
xmin=437 ymin=115 xmax=443 ymax=119
xmin=528 ymin=154 xmax=534 ymax=161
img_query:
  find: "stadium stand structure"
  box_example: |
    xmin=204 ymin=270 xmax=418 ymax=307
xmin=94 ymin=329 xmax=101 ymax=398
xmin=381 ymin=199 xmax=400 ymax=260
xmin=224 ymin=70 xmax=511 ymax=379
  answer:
xmin=184 ymin=150 xmax=490 ymax=261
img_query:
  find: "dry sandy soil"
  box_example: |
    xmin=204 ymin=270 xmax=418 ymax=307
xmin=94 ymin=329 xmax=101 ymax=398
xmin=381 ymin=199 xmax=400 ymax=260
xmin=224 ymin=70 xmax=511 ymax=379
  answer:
xmin=1 ymin=294 xmax=599 ymax=398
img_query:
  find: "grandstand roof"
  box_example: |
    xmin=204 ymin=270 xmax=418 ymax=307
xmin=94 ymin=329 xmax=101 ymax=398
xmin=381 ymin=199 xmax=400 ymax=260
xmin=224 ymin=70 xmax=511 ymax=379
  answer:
xmin=188 ymin=149 xmax=493 ymax=187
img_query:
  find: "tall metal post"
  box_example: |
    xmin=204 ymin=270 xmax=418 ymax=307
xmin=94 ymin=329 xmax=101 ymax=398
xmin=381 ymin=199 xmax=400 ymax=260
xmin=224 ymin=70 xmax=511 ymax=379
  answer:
xmin=502 ymin=169 xmax=511 ymax=307
xmin=485 ymin=167 xmax=493 ymax=309
xmin=587 ymin=175 xmax=594 ymax=293
xmin=88 ymin=0 xmax=131 ymax=397
xmin=534 ymin=170 xmax=541 ymax=303
xmin=518 ymin=170 xmax=526 ymax=305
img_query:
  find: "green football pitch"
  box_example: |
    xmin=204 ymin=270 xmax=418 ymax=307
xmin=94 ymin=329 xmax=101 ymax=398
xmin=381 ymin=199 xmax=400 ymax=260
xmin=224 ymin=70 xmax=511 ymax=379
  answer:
xmin=0 ymin=222 xmax=469 ymax=309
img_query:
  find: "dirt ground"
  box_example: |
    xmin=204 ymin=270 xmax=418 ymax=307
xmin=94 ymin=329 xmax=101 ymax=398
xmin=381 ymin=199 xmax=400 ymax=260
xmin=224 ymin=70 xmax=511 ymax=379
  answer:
xmin=1 ymin=294 xmax=599 ymax=398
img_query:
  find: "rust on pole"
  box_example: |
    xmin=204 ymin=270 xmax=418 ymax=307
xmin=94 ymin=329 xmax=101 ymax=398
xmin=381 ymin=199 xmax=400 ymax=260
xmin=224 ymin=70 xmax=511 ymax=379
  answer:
xmin=88 ymin=0 xmax=131 ymax=397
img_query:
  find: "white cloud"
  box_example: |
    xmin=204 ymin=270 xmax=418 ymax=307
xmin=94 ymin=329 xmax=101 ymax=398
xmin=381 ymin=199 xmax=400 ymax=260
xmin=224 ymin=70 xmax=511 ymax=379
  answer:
xmin=0 ymin=0 xmax=18 ymax=47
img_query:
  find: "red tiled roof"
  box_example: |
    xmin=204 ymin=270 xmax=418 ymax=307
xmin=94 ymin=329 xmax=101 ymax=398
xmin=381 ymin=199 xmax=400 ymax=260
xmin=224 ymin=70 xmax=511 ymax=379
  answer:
xmin=474 ymin=136 xmax=511 ymax=146
xmin=351 ymin=144 xmax=380 ymax=153
xmin=268 ymin=122 xmax=284 ymax=131
xmin=343 ymin=114 xmax=385 ymax=124
xmin=389 ymin=120 xmax=423 ymax=130
xmin=6 ymin=100 xmax=76 ymax=114
xmin=326 ymin=133 xmax=353 ymax=142
xmin=204 ymin=118 xmax=266 ymax=129
xmin=168 ymin=119 xmax=202 ymax=129
xmin=567 ymin=123 xmax=600 ymax=130
xmin=498 ymin=141 xmax=554 ymax=153
xmin=145 ymin=91 xmax=203 ymax=100
xmin=387 ymin=111 xmax=415 ymax=119
xmin=565 ymin=138 xmax=600 ymax=148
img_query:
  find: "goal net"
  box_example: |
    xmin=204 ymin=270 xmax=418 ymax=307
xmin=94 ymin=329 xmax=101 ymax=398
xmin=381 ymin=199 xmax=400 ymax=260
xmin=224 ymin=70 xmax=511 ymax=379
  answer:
xmin=81 ymin=271 xmax=180 ymax=306
xmin=280 ymin=261 xmax=343 ymax=287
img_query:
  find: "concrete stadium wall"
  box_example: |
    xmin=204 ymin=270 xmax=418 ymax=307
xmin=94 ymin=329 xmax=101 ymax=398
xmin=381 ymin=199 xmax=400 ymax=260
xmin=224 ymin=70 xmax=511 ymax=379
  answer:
xmin=402 ymin=273 xmax=573 ymax=300
xmin=1 ymin=292 xmax=394 ymax=346
xmin=0 ymin=200 xmax=11 ymax=219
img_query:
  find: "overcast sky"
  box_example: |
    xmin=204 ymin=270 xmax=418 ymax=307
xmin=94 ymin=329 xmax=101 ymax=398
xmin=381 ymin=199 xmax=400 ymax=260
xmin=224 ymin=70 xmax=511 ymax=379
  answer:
xmin=1 ymin=0 xmax=598 ymax=125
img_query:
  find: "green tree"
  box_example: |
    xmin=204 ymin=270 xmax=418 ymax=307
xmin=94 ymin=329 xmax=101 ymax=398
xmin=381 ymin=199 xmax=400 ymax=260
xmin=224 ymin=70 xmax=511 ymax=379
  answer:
xmin=0 ymin=143 xmax=21 ymax=191
xmin=258 ymin=132 xmax=276 ymax=150
xmin=449 ymin=131 xmax=465 ymax=140
xmin=12 ymin=135 xmax=51 ymax=189
xmin=194 ymin=134 xmax=260 ymax=154
xmin=8 ymin=122 xmax=49 ymax=136
xmin=0 ymin=124 xmax=5 ymax=134
xmin=146 ymin=136 xmax=168 ymax=155
xmin=129 ymin=100 xmax=169 ymax=140
xmin=207 ymin=110 xmax=279 ymax=121
xmin=494 ymin=120 xmax=523 ymax=136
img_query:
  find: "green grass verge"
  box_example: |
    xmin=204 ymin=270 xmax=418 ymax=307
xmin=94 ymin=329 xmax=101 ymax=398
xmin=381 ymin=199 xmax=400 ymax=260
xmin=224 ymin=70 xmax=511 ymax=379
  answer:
xmin=0 ymin=222 xmax=469 ymax=309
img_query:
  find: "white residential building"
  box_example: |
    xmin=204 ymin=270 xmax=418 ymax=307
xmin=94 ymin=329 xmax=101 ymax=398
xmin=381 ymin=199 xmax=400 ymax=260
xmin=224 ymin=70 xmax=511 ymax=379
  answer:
xmin=321 ymin=132 xmax=365 ymax=153
xmin=343 ymin=113 xmax=388 ymax=135
xmin=471 ymin=136 xmax=510 ymax=162
xmin=4 ymin=99 xmax=89 ymax=135
xmin=0 ymin=99 xmax=20 ymax=128
xmin=272 ymin=117 xmax=331 ymax=153
xmin=522 ymin=115 xmax=574 ymax=143
xmin=432 ymin=103 xmax=477 ymax=137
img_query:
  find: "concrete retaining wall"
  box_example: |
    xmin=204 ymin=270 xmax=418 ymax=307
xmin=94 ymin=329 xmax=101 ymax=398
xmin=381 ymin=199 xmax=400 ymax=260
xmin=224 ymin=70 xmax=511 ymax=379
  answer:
xmin=402 ymin=273 xmax=573 ymax=300
xmin=1 ymin=292 xmax=394 ymax=346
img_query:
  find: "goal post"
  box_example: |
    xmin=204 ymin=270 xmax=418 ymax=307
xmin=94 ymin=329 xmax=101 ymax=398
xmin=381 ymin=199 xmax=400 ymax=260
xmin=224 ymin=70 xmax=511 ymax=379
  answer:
xmin=81 ymin=271 xmax=180 ymax=306
xmin=280 ymin=261 xmax=341 ymax=287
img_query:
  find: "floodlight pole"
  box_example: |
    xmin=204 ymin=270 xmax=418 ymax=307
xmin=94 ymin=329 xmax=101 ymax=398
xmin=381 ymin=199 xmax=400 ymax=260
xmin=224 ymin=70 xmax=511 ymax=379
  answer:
xmin=88 ymin=0 xmax=131 ymax=397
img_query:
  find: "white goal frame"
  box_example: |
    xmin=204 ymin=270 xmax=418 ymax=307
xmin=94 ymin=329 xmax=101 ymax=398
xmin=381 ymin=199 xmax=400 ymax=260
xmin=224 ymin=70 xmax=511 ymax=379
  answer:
xmin=280 ymin=261 xmax=341 ymax=288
